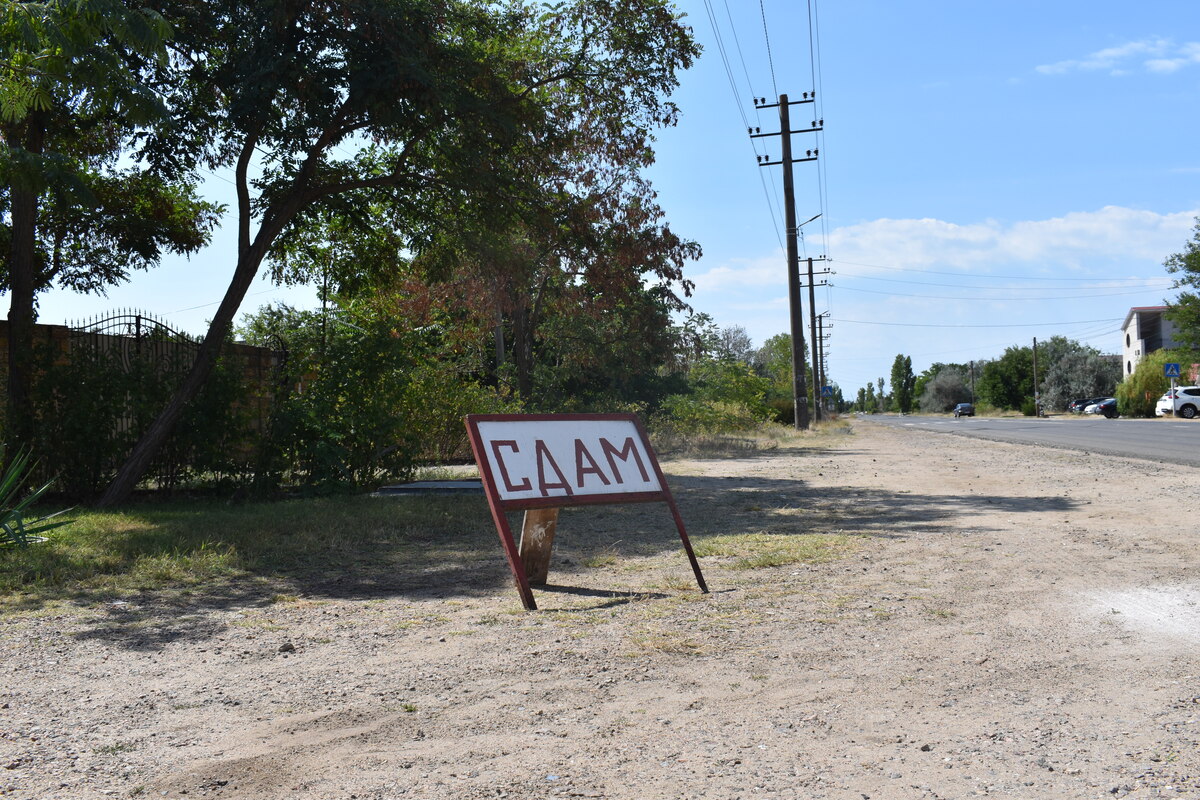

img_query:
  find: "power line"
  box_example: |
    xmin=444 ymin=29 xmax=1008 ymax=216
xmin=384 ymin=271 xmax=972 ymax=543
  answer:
xmin=702 ymin=0 xmax=784 ymax=249
xmin=834 ymin=284 xmax=1174 ymax=302
xmin=833 ymin=315 xmax=1123 ymax=329
xmin=833 ymin=258 xmax=1172 ymax=282
xmin=835 ymin=270 xmax=1172 ymax=291
xmin=758 ymin=0 xmax=778 ymax=98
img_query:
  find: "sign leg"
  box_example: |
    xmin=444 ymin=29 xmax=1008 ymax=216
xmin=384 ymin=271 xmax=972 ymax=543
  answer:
xmin=519 ymin=508 xmax=560 ymax=585
xmin=665 ymin=495 xmax=708 ymax=594
xmin=494 ymin=512 xmax=538 ymax=610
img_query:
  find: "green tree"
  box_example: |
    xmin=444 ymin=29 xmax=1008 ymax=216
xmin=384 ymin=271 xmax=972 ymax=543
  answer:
xmin=918 ymin=366 xmax=971 ymax=412
xmin=889 ymin=354 xmax=915 ymax=413
xmin=978 ymin=345 xmax=1033 ymax=411
xmin=1164 ymin=217 xmax=1200 ymax=349
xmin=101 ymin=0 xmax=701 ymax=504
xmin=1 ymin=0 xmax=218 ymax=448
xmin=751 ymin=332 xmax=806 ymax=423
xmin=1039 ymin=349 xmax=1120 ymax=411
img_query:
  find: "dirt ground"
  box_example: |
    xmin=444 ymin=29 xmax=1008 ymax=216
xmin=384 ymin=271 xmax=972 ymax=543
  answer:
xmin=3 ymin=419 xmax=1199 ymax=800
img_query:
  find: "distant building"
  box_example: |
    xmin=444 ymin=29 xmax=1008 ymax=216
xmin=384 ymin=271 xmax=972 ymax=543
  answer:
xmin=1121 ymin=306 xmax=1180 ymax=376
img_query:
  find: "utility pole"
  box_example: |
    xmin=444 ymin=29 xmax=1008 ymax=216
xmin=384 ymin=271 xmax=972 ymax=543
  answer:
xmin=752 ymin=93 xmax=822 ymax=430
xmin=1032 ymin=337 xmax=1040 ymax=417
xmin=806 ymin=256 xmax=822 ymax=422
xmin=817 ymin=312 xmax=830 ymax=410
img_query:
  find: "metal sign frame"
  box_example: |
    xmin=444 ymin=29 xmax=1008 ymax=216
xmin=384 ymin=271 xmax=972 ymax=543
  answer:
xmin=465 ymin=413 xmax=708 ymax=610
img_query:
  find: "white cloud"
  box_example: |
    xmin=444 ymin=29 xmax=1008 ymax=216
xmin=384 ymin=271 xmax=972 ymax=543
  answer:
xmin=832 ymin=207 xmax=1195 ymax=272
xmin=694 ymin=206 xmax=1197 ymax=292
xmin=1036 ymin=38 xmax=1200 ymax=76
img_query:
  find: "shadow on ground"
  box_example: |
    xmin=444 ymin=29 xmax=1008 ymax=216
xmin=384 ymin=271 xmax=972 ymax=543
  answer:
xmin=6 ymin=458 xmax=1078 ymax=651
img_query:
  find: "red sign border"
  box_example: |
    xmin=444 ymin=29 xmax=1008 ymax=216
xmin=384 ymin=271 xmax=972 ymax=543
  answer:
xmin=465 ymin=413 xmax=708 ymax=610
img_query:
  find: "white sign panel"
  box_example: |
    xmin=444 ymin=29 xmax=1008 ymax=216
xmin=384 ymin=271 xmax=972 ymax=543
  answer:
xmin=475 ymin=418 xmax=662 ymax=501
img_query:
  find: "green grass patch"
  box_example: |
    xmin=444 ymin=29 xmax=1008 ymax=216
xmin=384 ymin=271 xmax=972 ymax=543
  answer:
xmin=0 ymin=495 xmax=498 ymax=610
xmin=693 ymin=531 xmax=859 ymax=570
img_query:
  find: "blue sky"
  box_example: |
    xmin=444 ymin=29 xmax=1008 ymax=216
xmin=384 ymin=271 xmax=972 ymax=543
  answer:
xmin=37 ymin=0 xmax=1200 ymax=396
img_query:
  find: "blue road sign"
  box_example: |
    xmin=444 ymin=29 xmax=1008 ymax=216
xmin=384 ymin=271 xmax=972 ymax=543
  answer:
xmin=821 ymin=385 xmax=834 ymax=397
xmin=1165 ymin=363 xmax=1182 ymax=378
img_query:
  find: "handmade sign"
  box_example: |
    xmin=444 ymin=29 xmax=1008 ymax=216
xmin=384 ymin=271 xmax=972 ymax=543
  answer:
xmin=465 ymin=413 xmax=708 ymax=610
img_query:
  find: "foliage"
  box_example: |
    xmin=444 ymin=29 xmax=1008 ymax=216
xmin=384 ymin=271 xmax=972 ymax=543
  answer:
xmin=103 ymin=0 xmax=702 ymax=503
xmin=399 ymin=364 xmax=520 ymax=462
xmin=1164 ymin=217 xmax=1200 ymax=350
xmin=918 ymin=366 xmax=972 ymax=412
xmin=977 ymin=345 xmax=1033 ymax=411
xmin=889 ymin=354 xmax=915 ymax=413
xmin=751 ymin=332 xmax=802 ymax=423
xmin=245 ymin=306 xmax=422 ymax=492
xmin=1115 ymin=348 xmax=1197 ymax=417
xmin=28 ymin=335 xmax=253 ymax=499
xmin=1039 ymin=349 xmax=1121 ymax=411
xmin=717 ymin=326 xmax=754 ymax=363
xmin=2 ymin=0 xmax=219 ymax=454
xmin=242 ymin=303 xmax=520 ymax=492
xmin=0 ymin=449 xmax=70 ymax=548
xmin=657 ymin=356 xmax=773 ymax=435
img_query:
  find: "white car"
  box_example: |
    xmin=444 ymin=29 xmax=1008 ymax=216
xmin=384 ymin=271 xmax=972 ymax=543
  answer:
xmin=1155 ymin=386 xmax=1200 ymax=419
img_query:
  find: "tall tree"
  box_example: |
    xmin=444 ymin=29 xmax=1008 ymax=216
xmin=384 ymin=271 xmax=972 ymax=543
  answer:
xmin=978 ymin=345 xmax=1033 ymax=410
xmin=1 ymin=0 xmax=216 ymax=448
xmin=1164 ymin=216 xmax=1200 ymax=350
xmin=100 ymin=0 xmax=700 ymax=505
xmin=889 ymin=353 xmax=915 ymax=413
xmin=917 ymin=365 xmax=971 ymax=412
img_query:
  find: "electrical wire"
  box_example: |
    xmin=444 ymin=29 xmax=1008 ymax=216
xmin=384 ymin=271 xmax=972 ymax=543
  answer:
xmin=758 ymin=0 xmax=778 ymax=99
xmin=832 ymin=258 xmax=1173 ymax=282
xmin=834 ymin=270 xmax=1172 ymax=291
xmin=833 ymin=284 xmax=1174 ymax=302
xmin=701 ymin=0 xmax=784 ymax=249
xmin=832 ymin=316 xmax=1124 ymax=329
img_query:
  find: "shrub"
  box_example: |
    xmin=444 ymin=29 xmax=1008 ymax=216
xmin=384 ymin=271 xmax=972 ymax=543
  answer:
xmin=1117 ymin=348 xmax=1200 ymax=417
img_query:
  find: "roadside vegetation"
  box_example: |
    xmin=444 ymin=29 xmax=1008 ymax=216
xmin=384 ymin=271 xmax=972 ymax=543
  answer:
xmin=855 ymin=217 xmax=1200 ymax=418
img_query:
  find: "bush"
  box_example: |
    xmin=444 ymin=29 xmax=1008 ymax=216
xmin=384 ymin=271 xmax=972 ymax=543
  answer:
xmin=398 ymin=364 xmax=521 ymax=463
xmin=656 ymin=396 xmax=766 ymax=436
xmin=1116 ymin=348 xmax=1199 ymax=417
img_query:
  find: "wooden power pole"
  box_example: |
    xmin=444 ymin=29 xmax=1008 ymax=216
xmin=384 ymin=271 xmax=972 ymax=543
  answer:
xmin=752 ymin=93 xmax=822 ymax=430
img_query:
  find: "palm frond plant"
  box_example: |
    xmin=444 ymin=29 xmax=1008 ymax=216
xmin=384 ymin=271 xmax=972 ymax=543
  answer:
xmin=0 ymin=450 xmax=71 ymax=548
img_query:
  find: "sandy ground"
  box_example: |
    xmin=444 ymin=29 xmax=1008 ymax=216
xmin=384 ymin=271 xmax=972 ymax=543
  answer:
xmin=2 ymin=419 xmax=1199 ymax=800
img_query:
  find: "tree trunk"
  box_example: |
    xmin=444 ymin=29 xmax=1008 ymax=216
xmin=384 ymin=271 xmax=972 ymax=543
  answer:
xmin=511 ymin=302 xmax=532 ymax=403
xmin=7 ymin=185 xmax=39 ymax=453
xmin=5 ymin=118 xmax=46 ymax=455
xmin=97 ymin=239 xmax=272 ymax=506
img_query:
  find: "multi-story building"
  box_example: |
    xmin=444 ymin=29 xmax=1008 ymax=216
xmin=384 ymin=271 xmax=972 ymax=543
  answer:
xmin=1121 ymin=306 xmax=1179 ymax=376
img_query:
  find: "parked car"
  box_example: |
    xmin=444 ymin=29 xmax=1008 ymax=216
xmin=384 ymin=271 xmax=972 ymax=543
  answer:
xmin=1155 ymin=386 xmax=1200 ymax=419
xmin=1069 ymin=396 xmax=1109 ymax=413
xmin=1084 ymin=397 xmax=1118 ymax=418
xmin=953 ymin=402 xmax=975 ymax=418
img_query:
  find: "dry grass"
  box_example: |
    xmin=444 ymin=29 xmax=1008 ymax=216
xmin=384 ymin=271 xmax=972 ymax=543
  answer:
xmin=692 ymin=531 xmax=860 ymax=570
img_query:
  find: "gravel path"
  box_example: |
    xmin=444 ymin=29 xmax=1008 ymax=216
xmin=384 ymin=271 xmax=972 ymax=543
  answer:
xmin=2 ymin=420 xmax=1198 ymax=800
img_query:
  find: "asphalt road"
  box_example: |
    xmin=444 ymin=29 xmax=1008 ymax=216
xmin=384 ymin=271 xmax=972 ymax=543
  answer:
xmin=860 ymin=412 xmax=1200 ymax=467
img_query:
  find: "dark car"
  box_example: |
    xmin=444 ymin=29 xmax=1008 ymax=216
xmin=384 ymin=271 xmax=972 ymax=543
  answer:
xmin=953 ymin=402 xmax=975 ymax=418
xmin=1084 ymin=397 xmax=1118 ymax=419
xmin=1069 ymin=396 xmax=1108 ymax=413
